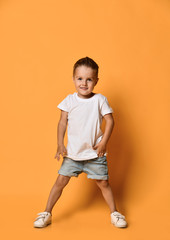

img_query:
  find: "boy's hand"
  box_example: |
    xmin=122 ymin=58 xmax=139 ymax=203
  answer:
xmin=54 ymin=145 xmax=67 ymax=161
xmin=93 ymin=141 xmax=107 ymax=157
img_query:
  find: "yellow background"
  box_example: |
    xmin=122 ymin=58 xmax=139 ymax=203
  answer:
xmin=0 ymin=0 xmax=170 ymax=239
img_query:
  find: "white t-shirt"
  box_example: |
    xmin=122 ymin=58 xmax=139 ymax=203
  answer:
xmin=57 ymin=92 xmax=114 ymax=161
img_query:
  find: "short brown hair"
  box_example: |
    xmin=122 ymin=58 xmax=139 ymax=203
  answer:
xmin=73 ymin=56 xmax=99 ymax=78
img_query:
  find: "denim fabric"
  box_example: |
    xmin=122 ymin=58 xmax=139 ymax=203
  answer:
xmin=58 ymin=156 xmax=109 ymax=180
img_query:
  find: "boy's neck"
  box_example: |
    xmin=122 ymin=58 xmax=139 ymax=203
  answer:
xmin=77 ymin=92 xmax=95 ymax=99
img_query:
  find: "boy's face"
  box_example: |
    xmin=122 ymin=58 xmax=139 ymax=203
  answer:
xmin=72 ymin=65 xmax=99 ymax=99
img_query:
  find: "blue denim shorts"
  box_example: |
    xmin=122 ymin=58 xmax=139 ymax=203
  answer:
xmin=58 ymin=156 xmax=109 ymax=180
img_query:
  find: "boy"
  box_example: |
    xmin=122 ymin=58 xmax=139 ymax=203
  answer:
xmin=33 ymin=57 xmax=127 ymax=228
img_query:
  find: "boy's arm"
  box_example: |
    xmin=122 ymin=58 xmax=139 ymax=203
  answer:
xmin=54 ymin=110 xmax=68 ymax=161
xmin=101 ymin=113 xmax=114 ymax=145
xmin=93 ymin=113 xmax=114 ymax=157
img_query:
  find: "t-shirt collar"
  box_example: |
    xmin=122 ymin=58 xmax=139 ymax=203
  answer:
xmin=75 ymin=92 xmax=96 ymax=102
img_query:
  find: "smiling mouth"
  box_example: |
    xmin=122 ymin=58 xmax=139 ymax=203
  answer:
xmin=80 ymin=87 xmax=88 ymax=90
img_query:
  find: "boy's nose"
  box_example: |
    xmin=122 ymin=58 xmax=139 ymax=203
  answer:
xmin=82 ymin=80 xmax=87 ymax=86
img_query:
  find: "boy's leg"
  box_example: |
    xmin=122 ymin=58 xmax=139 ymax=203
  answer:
xmin=95 ymin=180 xmax=118 ymax=213
xmin=44 ymin=174 xmax=71 ymax=214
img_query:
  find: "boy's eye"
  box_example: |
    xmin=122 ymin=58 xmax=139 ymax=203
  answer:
xmin=77 ymin=78 xmax=92 ymax=81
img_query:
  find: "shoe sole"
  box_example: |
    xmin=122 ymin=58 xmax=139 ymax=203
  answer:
xmin=34 ymin=221 xmax=51 ymax=228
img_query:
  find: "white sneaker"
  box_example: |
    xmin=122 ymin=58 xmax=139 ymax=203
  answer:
xmin=34 ymin=211 xmax=52 ymax=228
xmin=111 ymin=211 xmax=127 ymax=228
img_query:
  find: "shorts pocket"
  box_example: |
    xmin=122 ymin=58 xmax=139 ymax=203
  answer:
xmin=91 ymin=156 xmax=107 ymax=164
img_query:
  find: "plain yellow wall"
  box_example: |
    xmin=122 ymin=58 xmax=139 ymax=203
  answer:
xmin=0 ymin=0 xmax=170 ymax=239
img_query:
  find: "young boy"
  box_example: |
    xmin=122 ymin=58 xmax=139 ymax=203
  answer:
xmin=33 ymin=57 xmax=127 ymax=228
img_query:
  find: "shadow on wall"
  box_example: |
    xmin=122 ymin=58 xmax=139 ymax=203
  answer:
xmin=106 ymin=106 xmax=134 ymax=215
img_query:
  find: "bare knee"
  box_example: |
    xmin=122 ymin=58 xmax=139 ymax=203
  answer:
xmin=96 ymin=179 xmax=109 ymax=189
xmin=55 ymin=175 xmax=70 ymax=190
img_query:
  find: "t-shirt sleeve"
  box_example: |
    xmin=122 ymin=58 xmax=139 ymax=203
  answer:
xmin=100 ymin=97 xmax=114 ymax=116
xmin=57 ymin=95 xmax=70 ymax=112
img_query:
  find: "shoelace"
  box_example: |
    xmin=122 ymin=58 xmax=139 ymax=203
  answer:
xmin=35 ymin=212 xmax=49 ymax=221
xmin=112 ymin=212 xmax=125 ymax=220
